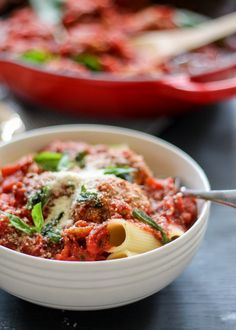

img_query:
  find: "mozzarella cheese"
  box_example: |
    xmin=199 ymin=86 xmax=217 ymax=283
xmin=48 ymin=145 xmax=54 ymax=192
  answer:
xmin=44 ymin=170 xmax=114 ymax=229
xmin=45 ymin=195 xmax=73 ymax=228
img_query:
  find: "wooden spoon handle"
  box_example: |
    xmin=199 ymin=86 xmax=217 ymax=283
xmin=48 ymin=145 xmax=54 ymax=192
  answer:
xmin=179 ymin=11 xmax=236 ymax=52
xmin=132 ymin=11 xmax=236 ymax=59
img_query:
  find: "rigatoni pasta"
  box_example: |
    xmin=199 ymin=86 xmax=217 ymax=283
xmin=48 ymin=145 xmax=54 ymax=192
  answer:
xmin=167 ymin=224 xmax=185 ymax=240
xmin=107 ymin=219 xmax=161 ymax=254
xmin=107 ymin=250 xmax=138 ymax=260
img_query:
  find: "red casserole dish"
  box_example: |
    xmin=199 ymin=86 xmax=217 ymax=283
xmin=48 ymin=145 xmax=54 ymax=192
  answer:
xmin=0 ymin=57 xmax=236 ymax=117
xmin=0 ymin=2 xmax=236 ymax=117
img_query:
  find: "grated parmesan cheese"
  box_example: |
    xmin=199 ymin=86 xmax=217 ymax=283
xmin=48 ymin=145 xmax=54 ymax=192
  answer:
xmin=43 ymin=170 xmax=114 ymax=229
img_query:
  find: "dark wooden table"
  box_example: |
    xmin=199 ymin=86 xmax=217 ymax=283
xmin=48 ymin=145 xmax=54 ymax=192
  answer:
xmin=1 ymin=98 xmax=236 ymax=330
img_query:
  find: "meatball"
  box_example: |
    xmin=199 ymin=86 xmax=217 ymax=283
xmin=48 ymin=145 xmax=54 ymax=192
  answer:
xmin=72 ymin=176 xmax=151 ymax=223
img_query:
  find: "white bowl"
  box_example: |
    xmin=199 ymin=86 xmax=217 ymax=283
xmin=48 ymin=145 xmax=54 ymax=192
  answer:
xmin=0 ymin=125 xmax=210 ymax=310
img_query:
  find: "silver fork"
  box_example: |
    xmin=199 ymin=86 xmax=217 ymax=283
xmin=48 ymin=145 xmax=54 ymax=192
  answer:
xmin=181 ymin=187 xmax=236 ymax=208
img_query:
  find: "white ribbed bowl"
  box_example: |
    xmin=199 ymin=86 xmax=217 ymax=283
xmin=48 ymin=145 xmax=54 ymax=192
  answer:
xmin=0 ymin=125 xmax=210 ymax=310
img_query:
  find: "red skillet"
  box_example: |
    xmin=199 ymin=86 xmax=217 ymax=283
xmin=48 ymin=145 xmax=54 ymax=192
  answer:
xmin=0 ymin=57 xmax=235 ymax=117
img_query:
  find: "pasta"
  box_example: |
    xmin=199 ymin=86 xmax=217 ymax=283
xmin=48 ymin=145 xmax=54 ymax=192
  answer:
xmin=167 ymin=224 xmax=185 ymax=240
xmin=0 ymin=140 xmax=198 ymax=261
xmin=106 ymin=219 xmax=161 ymax=254
xmin=107 ymin=250 xmax=138 ymax=260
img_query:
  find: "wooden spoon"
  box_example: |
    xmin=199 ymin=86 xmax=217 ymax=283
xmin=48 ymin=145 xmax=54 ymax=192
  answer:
xmin=131 ymin=11 xmax=236 ymax=63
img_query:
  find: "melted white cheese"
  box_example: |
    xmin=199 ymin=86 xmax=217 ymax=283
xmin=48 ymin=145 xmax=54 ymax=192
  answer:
xmin=49 ymin=169 xmax=112 ymax=191
xmin=45 ymin=196 xmax=73 ymax=229
xmin=44 ymin=170 xmax=114 ymax=229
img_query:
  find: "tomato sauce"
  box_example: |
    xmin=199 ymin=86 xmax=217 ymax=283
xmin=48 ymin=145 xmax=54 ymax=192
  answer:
xmin=0 ymin=141 xmax=197 ymax=261
xmin=0 ymin=1 xmax=231 ymax=76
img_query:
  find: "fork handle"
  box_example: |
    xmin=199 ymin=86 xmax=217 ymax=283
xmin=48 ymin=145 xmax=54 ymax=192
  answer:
xmin=181 ymin=188 xmax=236 ymax=208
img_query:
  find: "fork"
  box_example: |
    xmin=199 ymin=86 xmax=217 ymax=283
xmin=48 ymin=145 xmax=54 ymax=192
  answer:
xmin=181 ymin=187 xmax=236 ymax=208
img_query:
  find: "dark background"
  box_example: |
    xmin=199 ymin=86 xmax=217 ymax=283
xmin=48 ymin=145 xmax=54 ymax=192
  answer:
xmin=153 ymin=0 xmax=236 ymax=17
xmin=1 ymin=0 xmax=236 ymax=17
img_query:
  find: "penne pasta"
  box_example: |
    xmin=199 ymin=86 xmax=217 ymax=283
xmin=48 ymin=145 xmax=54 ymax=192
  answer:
xmin=106 ymin=219 xmax=161 ymax=254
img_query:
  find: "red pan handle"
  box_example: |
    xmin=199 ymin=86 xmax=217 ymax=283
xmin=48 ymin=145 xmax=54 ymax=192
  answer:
xmin=160 ymin=71 xmax=236 ymax=103
xmin=159 ymin=56 xmax=236 ymax=102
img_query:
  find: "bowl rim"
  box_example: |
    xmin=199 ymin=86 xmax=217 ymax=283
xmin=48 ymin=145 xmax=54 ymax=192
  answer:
xmin=0 ymin=124 xmax=210 ymax=266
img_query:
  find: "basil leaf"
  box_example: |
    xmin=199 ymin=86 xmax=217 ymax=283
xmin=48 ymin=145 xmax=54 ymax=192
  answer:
xmin=74 ymin=53 xmax=102 ymax=72
xmin=20 ymin=50 xmax=52 ymax=64
xmin=57 ymin=153 xmax=74 ymax=171
xmin=27 ymin=186 xmax=51 ymax=210
xmin=34 ymin=152 xmax=74 ymax=171
xmin=132 ymin=209 xmax=170 ymax=244
xmin=34 ymin=151 xmax=63 ymax=171
xmin=42 ymin=212 xmax=64 ymax=231
xmin=30 ymin=0 xmax=65 ymax=25
xmin=75 ymin=151 xmax=88 ymax=168
xmin=31 ymin=202 xmax=44 ymax=233
xmin=42 ymin=212 xmax=64 ymax=243
xmin=104 ymin=166 xmax=136 ymax=182
xmin=0 ymin=211 xmax=35 ymax=235
xmin=45 ymin=229 xmax=61 ymax=243
xmin=77 ymin=185 xmax=102 ymax=208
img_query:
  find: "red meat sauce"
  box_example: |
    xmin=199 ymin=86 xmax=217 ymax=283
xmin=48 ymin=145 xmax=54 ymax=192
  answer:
xmin=0 ymin=141 xmax=197 ymax=261
xmin=0 ymin=1 xmax=229 ymax=76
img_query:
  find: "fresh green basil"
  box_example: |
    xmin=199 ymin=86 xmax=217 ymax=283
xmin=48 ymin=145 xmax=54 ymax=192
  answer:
xmin=34 ymin=152 xmax=75 ymax=171
xmin=77 ymin=185 xmax=102 ymax=208
xmin=104 ymin=166 xmax=136 ymax=182
xmin=0 ymin=211 xmax=35 ymax=235
xmin=0 ymin=203 xmax=63 ymax=242
xmin=75 ymin=151 xmax=88 ymax=168
xmin=20 ymin=50 xmax=52 ymax=64
xmin=57 ymin=153 xmax=74 ymax=171
xmin=34 ymin=151 xmax=63 ymax=171
xmin=31 ymin=202 xmax=44 ymax=233
xmin=1 ymin=202 xmax=46 ymax=235
xmin=44 ymin=229 xmax=61 ymax=243
xmin=41 ymin=212 xmax=64 ymax=243
xmin=74 ymin=53 xmax=102 ymax=72
xmin=27 ymin=186 xmax=51 ymax=210
xmin=132 ymin=209 xmax=170 ymax=244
